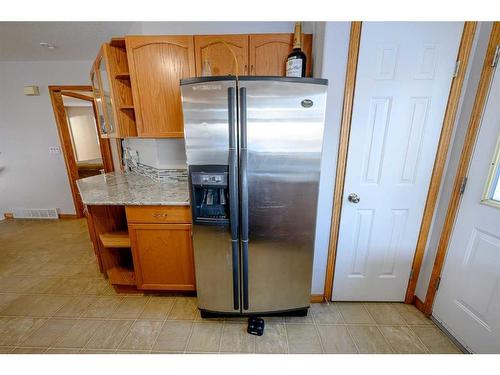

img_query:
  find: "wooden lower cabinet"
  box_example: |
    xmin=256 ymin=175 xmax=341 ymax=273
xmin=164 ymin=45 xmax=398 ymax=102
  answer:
xmin=128 ymin=223 xmax=196 ymax=291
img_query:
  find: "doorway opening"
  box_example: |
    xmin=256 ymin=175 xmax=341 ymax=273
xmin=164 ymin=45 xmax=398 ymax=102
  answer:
xmin=49 ymin=86 xmax=114 ymax=217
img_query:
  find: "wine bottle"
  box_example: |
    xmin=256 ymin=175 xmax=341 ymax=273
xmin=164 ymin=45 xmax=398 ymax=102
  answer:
xmin=286 ymin=22 xmax=307 ymax=78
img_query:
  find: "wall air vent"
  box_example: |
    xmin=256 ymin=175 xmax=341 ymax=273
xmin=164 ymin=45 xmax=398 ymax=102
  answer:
xmin=12 ymin=208 xmax=59 ymax=219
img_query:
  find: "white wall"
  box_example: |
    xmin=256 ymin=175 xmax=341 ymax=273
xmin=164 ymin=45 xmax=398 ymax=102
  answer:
xmin=310 ymin=22 xmax=351 ymax=294
xmin=415 ymin=22 xmax=493 ymax=301
xmin=0 ymin=60 xmax=92 ymax=216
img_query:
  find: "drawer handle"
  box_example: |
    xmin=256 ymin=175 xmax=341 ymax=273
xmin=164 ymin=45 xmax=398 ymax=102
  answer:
xmin=152 ymin=212 xmax=168 ymax=219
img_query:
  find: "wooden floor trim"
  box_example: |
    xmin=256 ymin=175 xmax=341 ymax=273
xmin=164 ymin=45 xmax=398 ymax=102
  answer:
xmin=310 ymin=294 xmax=325 ymax=303
xmin=404 ymin=22 xmax=478 ymax=304
xmin=413 ymin=295 xmax=428 ymax=316
xmin=422 ymin=23 xmax=500 ymax=315
xmin=58 ymin=214 xmax=78 ymax=219
xmin=323 ymin=22 xmax=363 ymax=302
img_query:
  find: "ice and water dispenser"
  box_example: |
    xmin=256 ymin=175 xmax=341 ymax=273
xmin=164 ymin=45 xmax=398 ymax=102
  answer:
xmin=189 ymin=166 xmax=230 ymax=225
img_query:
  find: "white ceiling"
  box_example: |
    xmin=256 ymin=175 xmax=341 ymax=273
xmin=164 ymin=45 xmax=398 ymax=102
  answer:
xmin=0 ymin=21 xmax=304 ymax=62
xmin=0 ymin=22 xmax=135 ymax=61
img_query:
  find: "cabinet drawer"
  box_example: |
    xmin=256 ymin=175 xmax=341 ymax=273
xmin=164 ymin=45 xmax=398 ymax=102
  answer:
xmin=126 ymin=205 xmax=191 ymax=224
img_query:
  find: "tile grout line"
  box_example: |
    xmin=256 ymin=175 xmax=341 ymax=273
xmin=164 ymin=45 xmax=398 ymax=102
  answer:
xmin=182 ymin=318 xmax=197 ymax=354
xmin=312 ymin=319 xmax=326 ymax=354
xmin=149 ymin=296 xmax=176 ymax=352
xmin=51 ymin=293 xmax=154 ymax=352
xmin=217 ymin=320 xmax=225 ymax=353
xmin=283 ymin=319 xmax=291 ymax=354
xmin=359 ymin=302 xmax=395 ymax=353
xmin=343 ymin=324 xmax=361 ymax=354
xmin=398 ymin=304 xmax=431 ymax=353
xmin=374 ymin=325 xmax=395 ymax=354
xmin=377 ymin=324 xmax=399 ymax=353
xmin=1 ymin=313 xmax=429 ymax=326
xmin=111 ymin=295 xmax=151 ymax=352
xmin=406 ymin=325 xmax=431 ymax=354
xmin=363 ymin=302 xmax=406 ymax=354
xmin=13 ymin=293 xmax=81 ymax=351
xmin=310 ymin=307 xmax=326 ymax=353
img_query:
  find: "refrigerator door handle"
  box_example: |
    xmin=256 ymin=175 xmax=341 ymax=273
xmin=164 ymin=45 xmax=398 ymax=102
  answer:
xmin=228 ymin=87 xmax=240 ymax=311
xmin=239 ymin=87 xmax=249 ymax=310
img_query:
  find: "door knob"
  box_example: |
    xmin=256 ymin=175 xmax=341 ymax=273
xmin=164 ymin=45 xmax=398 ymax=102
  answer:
xmin=348 ymin=193 xmax=360 ymax=203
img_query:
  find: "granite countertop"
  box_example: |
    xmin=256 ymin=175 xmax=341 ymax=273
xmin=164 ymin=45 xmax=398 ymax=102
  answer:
xmin=76 ymin=171 xmax=190 ymax=206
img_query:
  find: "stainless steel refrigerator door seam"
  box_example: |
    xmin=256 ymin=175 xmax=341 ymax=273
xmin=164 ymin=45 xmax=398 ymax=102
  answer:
xmin=239 ymin=86 xmax=249 ymax=311
xmin=228 ymin=86 xmax=240 ymax=311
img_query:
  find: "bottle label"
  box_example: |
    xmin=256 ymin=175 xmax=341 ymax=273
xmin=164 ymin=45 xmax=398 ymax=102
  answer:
xmin=286 ymin=56 xmax=303 ymax=77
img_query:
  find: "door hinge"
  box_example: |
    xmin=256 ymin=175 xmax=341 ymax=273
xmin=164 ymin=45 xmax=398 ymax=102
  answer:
xmin=492 ymin=45 xmax=500 ymax=68
xmin=435 ymin=276 xmax=442 ymax=291
xmin=409 ymin=269 xmax=414 ymax=280
xmin=459 ymin=176 xmax=468 ymax=195
xmin=453 ymin=60 xmax=461 ymax=78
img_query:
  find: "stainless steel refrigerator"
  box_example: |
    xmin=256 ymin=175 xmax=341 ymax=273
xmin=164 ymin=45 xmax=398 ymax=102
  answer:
xmin=180 ymin=76 xmax=327 ymax=317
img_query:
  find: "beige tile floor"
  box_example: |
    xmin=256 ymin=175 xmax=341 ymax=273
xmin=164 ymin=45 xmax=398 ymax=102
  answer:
xmin=0 ymin=218 xmax=462 ymax=354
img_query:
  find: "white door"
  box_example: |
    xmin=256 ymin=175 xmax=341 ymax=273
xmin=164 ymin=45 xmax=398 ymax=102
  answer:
xmin=333 ymin=22 xmax=464 ymax=301
xmin=433 ymin=62 xmax=500 ymax=354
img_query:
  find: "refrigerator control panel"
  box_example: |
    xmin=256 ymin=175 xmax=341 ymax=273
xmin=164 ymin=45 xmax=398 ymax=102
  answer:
xmin=191 ymin=172 xmax=228 ymax=186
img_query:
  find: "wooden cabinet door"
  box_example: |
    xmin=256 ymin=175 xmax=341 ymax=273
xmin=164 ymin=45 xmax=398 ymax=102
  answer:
xmin=126 ymin=36 xmax=196 ymax=137
xmin=249 ymin=33 xmax=312 ymax=77
xmin=194 ymin=35 xmax=249 ymax=76
xmin=97 ymin=47 xmax=118 ymax=137
xmin=129 ymin=223 xmax=196 ymax=291
xmin=90 ymin=49 xmax=110 ymax=137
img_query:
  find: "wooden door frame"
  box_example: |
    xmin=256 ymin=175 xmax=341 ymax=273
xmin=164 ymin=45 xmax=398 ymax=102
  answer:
xmin=323 ymin=22 xmax=362 ymax=302
xmin=48 ymin=85 xmax=114 ymax=218
xmin=323 ymin=22 xmax=477 ymax=303
xmin=421 ymin=22 xmax=500 ymax=315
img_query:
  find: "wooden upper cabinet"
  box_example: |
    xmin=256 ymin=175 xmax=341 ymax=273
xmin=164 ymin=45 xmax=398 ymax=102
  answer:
xmin=90 ymin=42 xmax=137 ymax=138
xmin=194 ymin=35 xmax=249 ymax=76
xmin=249 ymin=33 xmax=313 ymax=77
xmin=126 ymin=35 xmax=196 ymax=138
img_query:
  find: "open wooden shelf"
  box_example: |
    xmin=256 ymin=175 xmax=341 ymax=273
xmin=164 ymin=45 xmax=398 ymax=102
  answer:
xmin=110 ymin=37 xmax=126 ymax=49
xmin=115 ymin=72 xmax=130 ymax=79
xmin=107 ymin=266 xmax=136 ymax=286
xmin=99 ymin=231 xmax=131 ymax=248
xmin=120 ymin=105 xmax=135 ymax=110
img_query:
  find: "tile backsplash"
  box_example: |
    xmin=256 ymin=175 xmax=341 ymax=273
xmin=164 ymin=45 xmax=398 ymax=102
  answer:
xmin=128 ymin=162 xmax=188 ymax=183
xmin=122 ymin=138 xmax=188 ymax=183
